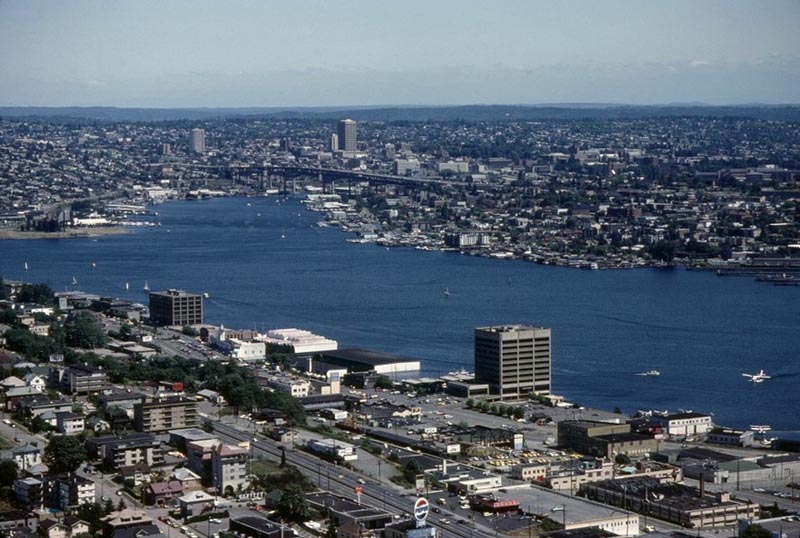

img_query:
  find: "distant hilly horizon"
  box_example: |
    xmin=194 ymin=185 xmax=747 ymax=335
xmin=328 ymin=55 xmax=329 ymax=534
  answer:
xmin=2 ymin=103 xmax=800 ymax=122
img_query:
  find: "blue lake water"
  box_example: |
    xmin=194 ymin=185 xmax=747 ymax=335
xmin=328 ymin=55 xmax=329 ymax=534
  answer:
xmin=1 ymin=196 xmax=798 ymax=433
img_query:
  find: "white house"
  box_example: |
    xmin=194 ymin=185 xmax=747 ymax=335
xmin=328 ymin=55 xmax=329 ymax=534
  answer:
xmin=23 ymin=373 xmax=47 ymax=392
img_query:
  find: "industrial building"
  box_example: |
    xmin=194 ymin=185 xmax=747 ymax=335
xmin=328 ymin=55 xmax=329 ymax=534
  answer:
xmin=580 ymin=477 xmax=759 ymax=528
xmin=312 ymin=348 xmax=421 ymax=376
xmin=474 ymin=325 xmax=551 ymax=397
xmin=558 ymin=421 xmax=658 ymax=458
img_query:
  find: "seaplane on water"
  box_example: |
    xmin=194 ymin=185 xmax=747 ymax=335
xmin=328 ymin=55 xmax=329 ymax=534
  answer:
xmin=742 ymin=370 xmax=771 ymax=383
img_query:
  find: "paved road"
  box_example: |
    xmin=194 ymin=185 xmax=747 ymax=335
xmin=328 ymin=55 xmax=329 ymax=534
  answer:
xmin=211 ymin=420 xmax=498 ymax=538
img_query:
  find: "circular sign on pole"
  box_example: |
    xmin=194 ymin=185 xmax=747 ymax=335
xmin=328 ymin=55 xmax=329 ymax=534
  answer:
xmin=414 ymin=497 xmax=429 ymax=525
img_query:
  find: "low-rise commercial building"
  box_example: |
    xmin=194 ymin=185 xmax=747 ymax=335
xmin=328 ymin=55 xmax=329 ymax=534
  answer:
xmin=651 ymin=413 xmax=713 ymax=438
xmin=558 ymin=421 xmax=657 ymax=458
xmin=306 ymin=438 xmax=358 ymax=461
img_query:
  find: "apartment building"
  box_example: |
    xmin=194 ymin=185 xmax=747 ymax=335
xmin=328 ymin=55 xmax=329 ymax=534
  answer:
xmin=211 ymin=443 xmax=250 ymax=494
xmin=86 ymin=433 xmax=163 ymax=469
xmin=134 ymin=397 xmax=198 ymax=433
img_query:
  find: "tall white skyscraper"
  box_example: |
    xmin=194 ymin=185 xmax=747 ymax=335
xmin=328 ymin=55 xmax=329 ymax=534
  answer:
xmin=337 ymin=119 xmax=357 ymax=152
xmin=189 ymin=128 xmax=206 ymax=154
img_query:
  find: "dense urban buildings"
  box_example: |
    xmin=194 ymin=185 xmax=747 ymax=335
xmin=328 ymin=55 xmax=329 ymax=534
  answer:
xmin=0 ymin=113 xmax=797 ymax=272
xmin=474 ymin=325 xmax=551 ymax=397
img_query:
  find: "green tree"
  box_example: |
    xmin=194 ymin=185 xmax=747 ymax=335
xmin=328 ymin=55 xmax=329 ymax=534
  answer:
xmin=74 ymin=501 xmax=113 ymax=536
xmin=374 ymin=375 xmax=394 ymax=390
xmin=15 ymin=283 xmax=54 ymax=305
xmin=743 ymin=525 xmax=773 ymax=538
xmin=647 ymin=240 xmax=676 ymax=263
xmin=182 ymin=325 xmax=199 ymax=337
xmin=65 ymin=311 xmax=107 ymax=348
xmin=0 ymin=460 xmax=18 ymax=488
xmin=513 ymin=407 xmax=525 ymax=420
xmin=465 ymin=398 xmax=475 ymax=409
xmin=0 ymin=276 xmax=9 ymax=300
xmin=324 ymin=516 xmax=337 ymax=538
xmin=45 ymin=435 xmax=88 ymax=473
xmin=277 ymin=484 xmax=310 ymax=522
xmin=30 ymin=415 xmax=50 ymax=433
xmin=402 ymin=459 xmax=423 ymax=484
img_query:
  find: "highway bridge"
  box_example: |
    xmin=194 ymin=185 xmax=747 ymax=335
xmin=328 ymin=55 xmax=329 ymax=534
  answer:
xmin=148 ymin=161 xmax=461 ymax=191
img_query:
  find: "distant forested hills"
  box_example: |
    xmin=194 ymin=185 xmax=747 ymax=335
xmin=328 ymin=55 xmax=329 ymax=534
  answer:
xmin=2 ymin=104 xmax=800 ymax=122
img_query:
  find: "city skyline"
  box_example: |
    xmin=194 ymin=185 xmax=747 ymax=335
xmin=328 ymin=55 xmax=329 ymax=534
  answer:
xmin=0 ymin=0 xmax=798 ymax=107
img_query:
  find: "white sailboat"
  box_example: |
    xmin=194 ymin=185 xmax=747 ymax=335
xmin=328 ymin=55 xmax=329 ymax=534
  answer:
xmin=125 ymin=282 xmax=130 ymax=291
xmin=24 ymin=262 xmax=28 ymax=271
xmin=71 ymin=276 xmax=78 ymax=285
xmin=443 ymin=287 xmax=450 ymax=297
xmin=143 ymin=281 xmax=150 ymax=292
xmin=281 ymin=228 xmax=285 ymax=239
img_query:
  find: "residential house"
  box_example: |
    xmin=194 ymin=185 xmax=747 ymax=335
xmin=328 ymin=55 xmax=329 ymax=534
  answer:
xmin=143 ymin=481 xmax=183 ymax=506
xmin=23 ymin=373 xmax=46 ymax=392
xmin=0 ymin=510 xmax=37 ymax=535
xmin=170 ymin=468 xmax=202 ymax=491
xmin=118 ymin=463 xmax=151 ymax=486
xmin=178 ymin=490 xmax=215 ymax=518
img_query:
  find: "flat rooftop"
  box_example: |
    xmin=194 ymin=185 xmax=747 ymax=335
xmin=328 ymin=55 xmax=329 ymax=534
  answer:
xmin=320 ymin=348 xmax=420 ymax=367
xmin=476 ymin=324 xmax=548 ymax=333
xmin=504 ymin=485 xmax=637 ymax=526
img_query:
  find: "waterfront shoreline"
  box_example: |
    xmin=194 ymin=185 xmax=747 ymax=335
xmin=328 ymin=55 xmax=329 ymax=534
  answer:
xmin=0 ymin=226 xmax=130 ymax=241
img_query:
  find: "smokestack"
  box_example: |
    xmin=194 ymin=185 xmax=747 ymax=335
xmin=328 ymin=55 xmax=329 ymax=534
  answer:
xmin=699 ymin=473 xmax=705 ymax=497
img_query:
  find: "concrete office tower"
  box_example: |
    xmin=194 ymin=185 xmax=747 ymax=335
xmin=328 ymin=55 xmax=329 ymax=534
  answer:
xmin=474 ymin=325 xmax=551 ymax=398
xmin=337 ymin=119 xmax=357 ymax=152
xmin=330 ymin=133 xmax=339 ymax=152
xmin=189 ymin=128 xmax=205 ymax=154
xmin=148 ymin=289 xmax=203 ymax=327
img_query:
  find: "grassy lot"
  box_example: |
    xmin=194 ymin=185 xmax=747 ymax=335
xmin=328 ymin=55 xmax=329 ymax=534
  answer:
xmin=249 ymin=459 xmax=283 ymax=476
xmin=0 ymin=432 xmax=14 ymax=450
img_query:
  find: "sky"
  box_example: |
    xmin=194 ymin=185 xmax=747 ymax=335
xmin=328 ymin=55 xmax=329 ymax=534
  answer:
xmin=0 ymin=0 xmax=799 ymax=107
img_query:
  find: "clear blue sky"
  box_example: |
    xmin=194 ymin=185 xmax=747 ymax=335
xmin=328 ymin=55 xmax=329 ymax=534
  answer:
xmin=1 ymin=0 xmax=798 ymax=107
